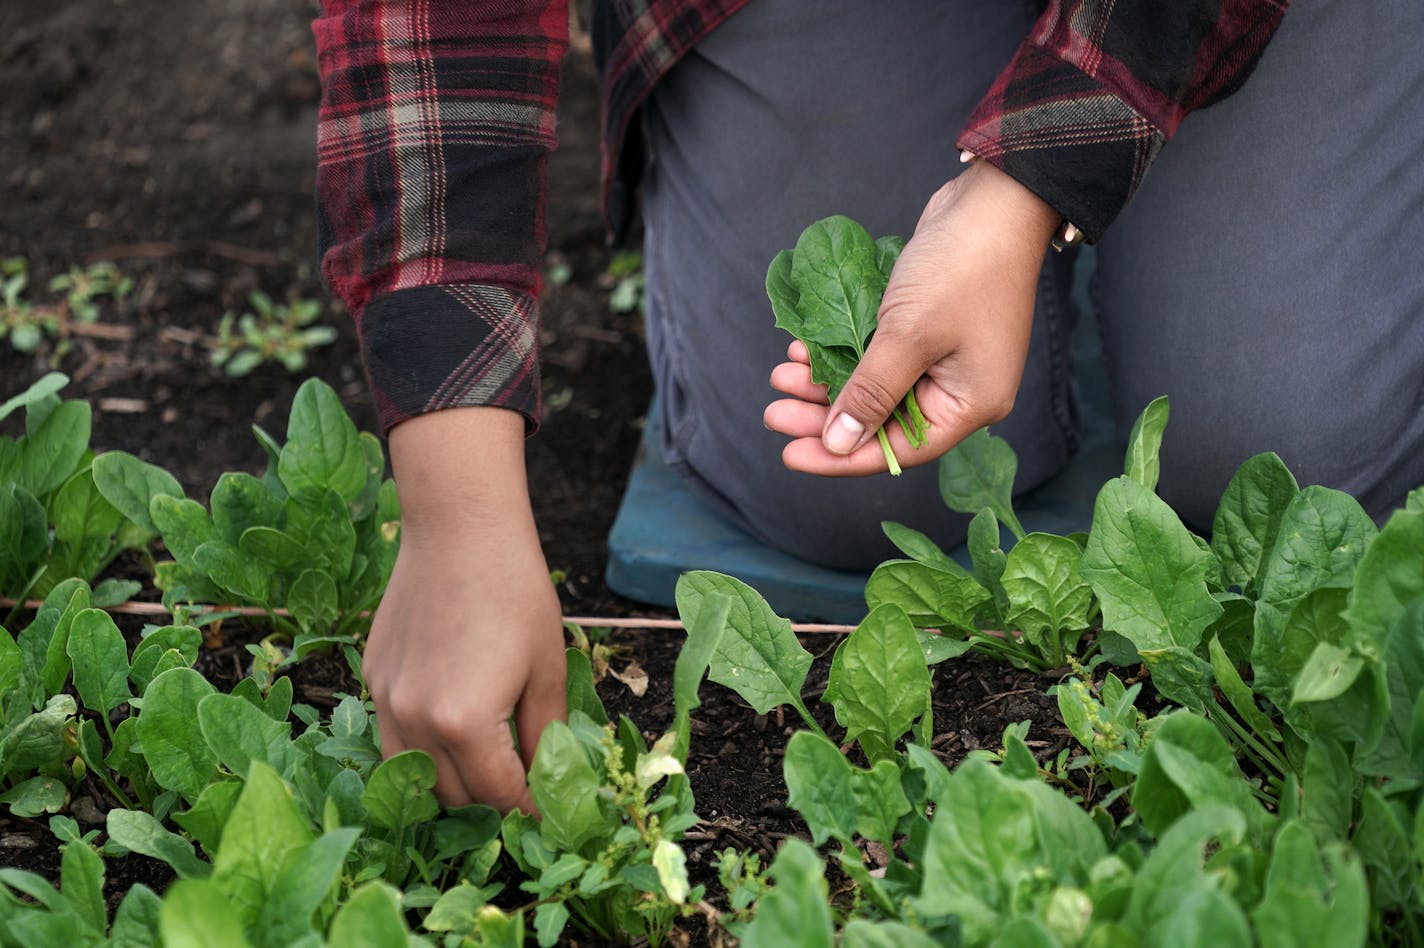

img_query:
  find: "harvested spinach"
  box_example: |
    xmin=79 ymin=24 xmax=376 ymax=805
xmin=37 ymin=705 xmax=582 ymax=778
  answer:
xmin=766 ymin=215 xmax=929 ymax=475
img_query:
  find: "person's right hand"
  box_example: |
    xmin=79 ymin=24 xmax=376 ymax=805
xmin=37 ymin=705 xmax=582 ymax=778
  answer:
xmin=363 ymin=407 xmax=566 ymax=813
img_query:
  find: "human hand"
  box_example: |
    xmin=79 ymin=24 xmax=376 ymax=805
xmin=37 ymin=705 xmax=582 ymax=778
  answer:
xmin=764 ymin=159 xmax=1060 ymax=475
xmin=364 ymin=407 xmax=566 ymax=813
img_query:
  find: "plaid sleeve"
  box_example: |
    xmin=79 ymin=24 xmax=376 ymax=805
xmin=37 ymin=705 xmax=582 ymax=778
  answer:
xmin=312 ymin=0 xmax=568 ymax=434
xmin=958 ymin=0 xmax=1289 ymax=242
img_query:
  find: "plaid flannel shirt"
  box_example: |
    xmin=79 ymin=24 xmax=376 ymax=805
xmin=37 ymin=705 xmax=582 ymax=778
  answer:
xmin=313 ymin=0 xmax=1288 ymax=435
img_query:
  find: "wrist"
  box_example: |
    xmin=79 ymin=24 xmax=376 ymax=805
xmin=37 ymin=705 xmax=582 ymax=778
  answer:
xmin=388 ymin=406 xmax=536 ymax=538
xmin=959 ymin=150 xmax=1065 ymax=249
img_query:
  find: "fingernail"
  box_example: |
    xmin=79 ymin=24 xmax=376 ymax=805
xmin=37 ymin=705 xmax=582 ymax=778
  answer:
xmin=824 ymin=413 xmax=864 ymax=455
xmin=959 ymin=149 xmax=976 ymax=163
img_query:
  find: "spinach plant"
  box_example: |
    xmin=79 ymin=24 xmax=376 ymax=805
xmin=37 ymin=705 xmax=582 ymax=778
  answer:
xmin=676 ymin=387 xmax=1424 ymax=945
xmin=0 ymin=373 xmax=151 ymax=610
xmin=2 ymin=622 xmax=704 ymax=947
xmin=210 ymin=291 xmax=337 ymax=377
xmin=677 ymin=566 xmax=1379 ymax=946
xmin=767 ymin=216 xmax=928 ymax=475
xmin=98 ymin=377 xmax=400 ymax=654
xmin=866 ymin=401 xmax=1175 ymax=670
xmin=0 ymin=578 xmax=201 ymax=820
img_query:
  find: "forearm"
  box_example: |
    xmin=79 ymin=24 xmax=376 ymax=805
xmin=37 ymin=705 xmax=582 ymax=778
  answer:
xmin=387 ymin=406 xmax=538 ymax=544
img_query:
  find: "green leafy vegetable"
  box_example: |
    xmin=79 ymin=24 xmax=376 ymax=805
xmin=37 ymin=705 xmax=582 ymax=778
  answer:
xmin=939 ymin=428 xmax=1026 ymax=539
xmin=767 ymin=216 xmax=929 ymax=475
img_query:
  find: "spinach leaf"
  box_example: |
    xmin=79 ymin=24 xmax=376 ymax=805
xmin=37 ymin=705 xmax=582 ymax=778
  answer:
xmin=767 ymin=216 xmax=929 ymax=474
xmin=1002 ymin=532 xmax=1093 ymax=664
xmin=1082 ymin=475 xmax=1222 ymax=653
xmin=938 ymin=428 xmax=1026 ymax=540
xmin=821 ymin=604 xmax=931 ymax=763
xmin=1211 ymin=452 xmax=1300 ymax=595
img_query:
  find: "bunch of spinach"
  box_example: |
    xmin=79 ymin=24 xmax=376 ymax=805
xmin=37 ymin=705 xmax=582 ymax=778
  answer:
xmin=766 ymin=216 xmax=928 ymax=475
xmin=95 ymin=377 xmax=400 ymax=654
xmin=0 ymin=374 xmax=150 ymax=610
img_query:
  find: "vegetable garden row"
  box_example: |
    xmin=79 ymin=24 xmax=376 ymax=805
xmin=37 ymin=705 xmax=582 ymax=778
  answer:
xmin=1 ymin=354 xmax=1423 ymax=946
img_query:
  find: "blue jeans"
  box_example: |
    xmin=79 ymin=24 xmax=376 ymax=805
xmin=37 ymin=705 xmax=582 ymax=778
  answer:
xmin=639 ymin=0 xmax=1424 ymax=570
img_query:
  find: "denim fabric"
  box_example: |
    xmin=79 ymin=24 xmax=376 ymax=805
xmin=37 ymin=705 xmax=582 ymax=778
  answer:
xmin=1092 ymin=0 xmax=1424 ymax=530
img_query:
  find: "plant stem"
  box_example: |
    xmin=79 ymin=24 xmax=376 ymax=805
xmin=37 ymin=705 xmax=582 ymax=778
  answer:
xmin=1216 ymin=708 xmax=1288 ymax=779
xmin=904 ymin=389 xmax=929 ymax=441
xmin=95 ymin=768 xmax=136 ymax=811
xmin=891 ymin=408 xmax=919 ymax=448
xmin=263 ymin=608 xmax=300 ymax=641
xmin=791 ymin=698 xmax=832 ymax=744
xmin=4 ymin=565 xmax=47 ymax=627
xmin=876 ymin=427 xmax=902 ymax=477
xmin=968 ymin=632 xmax=1040 ymax=670
xmin=333 ymin=588 xmax=383 ymax=639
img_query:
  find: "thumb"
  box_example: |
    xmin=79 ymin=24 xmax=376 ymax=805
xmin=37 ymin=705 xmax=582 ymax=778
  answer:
xmin=823 ymin=326 xmax=932 ymax=455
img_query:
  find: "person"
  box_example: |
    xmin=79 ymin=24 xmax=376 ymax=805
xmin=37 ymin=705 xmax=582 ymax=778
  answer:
xmin=312 ymin=0 xmax=1424 ymax=811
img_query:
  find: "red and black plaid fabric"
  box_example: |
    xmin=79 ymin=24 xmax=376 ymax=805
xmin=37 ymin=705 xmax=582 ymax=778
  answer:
xmin=314 ymin=0 xmax=568 ymax=433
xmin=314 ymin=0 xmax=1287 ymax=434
xmin=959 ymin=0 xmax=1289 ymax=242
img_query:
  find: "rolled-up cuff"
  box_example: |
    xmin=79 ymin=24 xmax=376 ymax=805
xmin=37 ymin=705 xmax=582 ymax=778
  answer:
xmin=357 ymin=284 xmax=541 ymax=436
xmin=956 ymin=42 xmax=1166 ymax=244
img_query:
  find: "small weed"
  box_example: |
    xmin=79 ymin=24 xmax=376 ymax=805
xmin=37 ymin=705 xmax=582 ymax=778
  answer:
xmin=209 ymin=290 xmax=337 ymax=376
xmin=48 ymin=261 xmax=133 ymax=323
xmin=0 ymin=258 xmax=130 ymax=356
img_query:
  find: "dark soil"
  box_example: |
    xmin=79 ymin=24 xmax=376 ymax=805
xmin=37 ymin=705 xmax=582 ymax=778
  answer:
xmin=0 ymin=0 xmax=1077 ymax=939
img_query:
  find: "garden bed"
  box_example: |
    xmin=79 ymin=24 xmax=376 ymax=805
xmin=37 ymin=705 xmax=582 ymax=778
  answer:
xmin=4 ymin=2 xmax=1424 ymax=946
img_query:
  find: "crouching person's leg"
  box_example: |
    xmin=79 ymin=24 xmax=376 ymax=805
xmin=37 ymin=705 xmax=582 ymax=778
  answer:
xmin=1092 ymin=0 xmax=1424 ymax=531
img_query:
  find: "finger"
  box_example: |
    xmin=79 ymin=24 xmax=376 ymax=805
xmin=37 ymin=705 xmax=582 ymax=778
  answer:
xmin=373 ymin=705 xmax=409 ymax=761
xmin=821 ymin=323 xmax=936 ymax=456
xmin=787 ymin=339 xmax=810 ymax=363
xmin=514 ymin=644 xmax=567 ymax=773
xmin=784 ymin=406 xmax=926 ymax=476
xmin=782 ymin=420 xmax=919 ymax=476
xmin=377 ymin=706 xmax=475 ymax=808
xmin=768 ymin=362 xmax=829 ymax=403
xmin=427 ymin=748 xmax=476 ymax=809
xmin=783 ymin=435 xmax=909 ymax=476
xmin=764 ymin=398 xmax=829 ymax=439
xmin=785 ymin=380 xmax=988 ymax=476
xmin=379 ymin=690 xmax=482 ymax=808
xmin=444 ymin=715 xmax=535 ymax=814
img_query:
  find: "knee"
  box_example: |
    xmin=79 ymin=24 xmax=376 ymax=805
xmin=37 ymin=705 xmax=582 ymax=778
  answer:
xmin=1153 ymin=396 xmax=1422 ymax=533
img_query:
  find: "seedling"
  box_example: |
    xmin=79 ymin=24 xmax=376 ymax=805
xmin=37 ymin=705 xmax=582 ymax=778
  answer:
xmin=48 ymin=261 xmax=133 ymax=323
xmin=0 ymin=259 xmax=132 ymax=355
xmin=209 ymin=290 xmax=337 ymax=376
